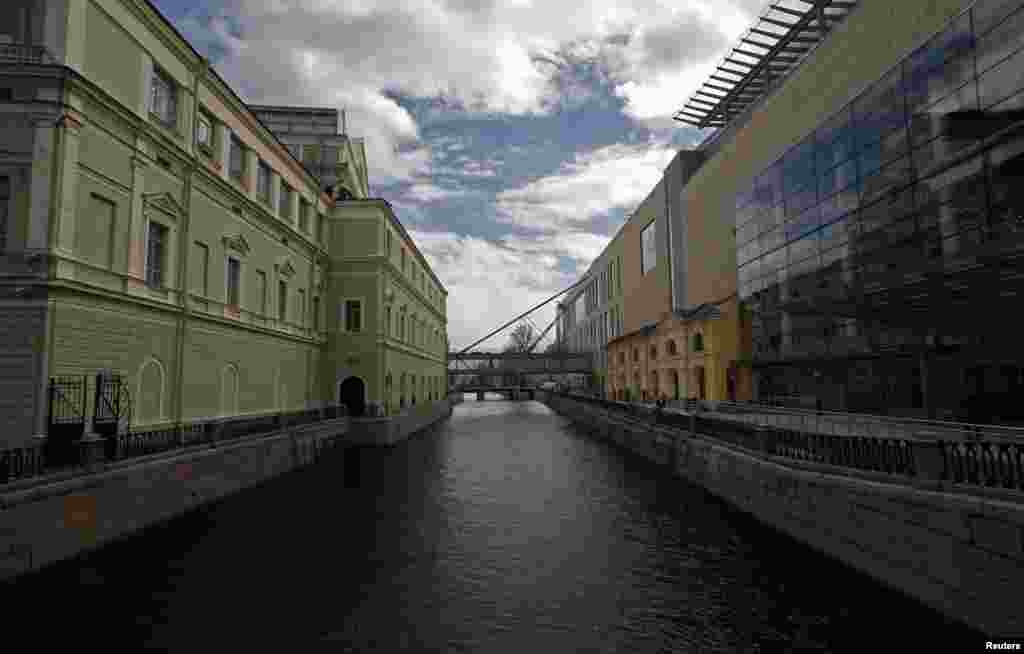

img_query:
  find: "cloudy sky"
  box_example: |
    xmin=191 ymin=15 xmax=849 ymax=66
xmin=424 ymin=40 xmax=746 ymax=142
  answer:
xmin=152 ymin=0 xmax=766 ymax=350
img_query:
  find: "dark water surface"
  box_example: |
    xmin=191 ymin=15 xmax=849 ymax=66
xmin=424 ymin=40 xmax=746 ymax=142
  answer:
xmin=7 ymin=399 xmax=981 ymax=651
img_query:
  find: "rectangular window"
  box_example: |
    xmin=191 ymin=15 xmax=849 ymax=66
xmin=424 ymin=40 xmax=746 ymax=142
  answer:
xmin=385 ymin=306 xmax=392 ymax=336
xmin=150 ymin=67 xmax=177 ymax=127
xmin=345 ymin=299 xmax=363 ymax=332
xmin=229 ymin=134 xmax=246 ymax=183
xmin=297 ymin=289 xmax=306 ymax=326
xmin=191 ymin=241 xmax=209 ymax=296
xmin=0 ymin=175 xmax=8 ymax=252
xmin=312 ymin=296 xmax=320 ymax=331
xmin=278 ymin=280 xmax=287 ymax=322
xmin=280 ymin=184 xmax=293 ymax=221
xmin=226 ymin=257 xmax=241 ymax=308
xmin=257 ymin=160 xmax=271 ymax=202
xmin=256 ymin=270 xmax=267 ymax=315
xmin=145 ymin=221 xmax=168 ymax=288
xmin=641 ymin=220 xmax=656 ymax=274
xmin=299 ymin=200 xmax=310 ymax=233
xmin=196 ymin=113 xmax=213 ymax=152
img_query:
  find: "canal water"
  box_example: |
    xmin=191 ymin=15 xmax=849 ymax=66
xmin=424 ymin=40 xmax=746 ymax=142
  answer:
xmin=7 ymin=398 xmax=981 ymax=651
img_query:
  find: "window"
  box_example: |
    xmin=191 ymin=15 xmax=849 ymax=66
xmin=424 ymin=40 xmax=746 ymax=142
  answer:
xmin=693 ymin=333 xmax=704 ymax=352
xmin=256 ymin=270 xmax=267 ymax=315
xmin=312 ymin=296 xmax=320 ymax=331
xmin=145 ymin=221 xmax=168 ymax=289
xmin=229 ymin=134 xmax=246 ymax=183
xmin=402 ymin=248 xmax=407 ymax=272
xmin=633 ymin=348 xmax=639 ymax=362
xmin=191 ymin=241 xmax=209 ymax=296
xmin=0 ymin=175 xmax=8 ymax=252
xmin=386 ymin=306 xmax=392 ymax=336
xmin=297 ymin=289 xmax=306 ymax=326
xmin=641 ymin=220 xmax=656 ymax=274
xmin=278 ymin=280 xmax=287 ymax=322
xmin=197 ymin=113 xmax=213 ymax=152
xmin=150 ymin=67 xmax=177 ymax=127
xmin=345 ymin=299 xmax=363 ymax=332
xmin=280 ymin=184 xmax=293 ymax=221
xmin=257 ymin=160 xmax=271 ymax=203
xmin=400 ymin=308 xmax=406 ymax=340
xmin=299 ymin=200 xmax=310 ymax=233
xmin=226 ymin=257 xmax=241 ymax=308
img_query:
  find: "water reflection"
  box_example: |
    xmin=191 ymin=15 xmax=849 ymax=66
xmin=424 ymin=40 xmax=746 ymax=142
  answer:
xmin=6 ymin=399 xmax=980 ymax=651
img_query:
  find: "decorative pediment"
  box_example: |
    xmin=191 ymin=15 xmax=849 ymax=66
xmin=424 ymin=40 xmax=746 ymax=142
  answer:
xmin=222 ymin=233 xmax=250 ymax=256
xmin=276 ymin=258 xmax=296 ymax=278
xmin=142 ymin=192 xmax=185 ymax=221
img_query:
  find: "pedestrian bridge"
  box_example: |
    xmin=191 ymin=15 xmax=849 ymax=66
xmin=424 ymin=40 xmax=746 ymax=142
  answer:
xmin=447 ymin=352 xmax=593 ymax=378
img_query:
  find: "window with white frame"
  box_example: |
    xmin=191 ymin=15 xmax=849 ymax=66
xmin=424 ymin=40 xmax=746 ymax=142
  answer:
xmin=229 ymin=134 xmax=246 ymax=183
xmin=196 ymin=112 xmax=214 ymax=153
xmin=641 ymin=220 xmax=656 ymax=275
xmin=257 ymin=160 xmax=271 ymax=203
xmin=145 ymin=221 xmax=168 ymax=289
xmin=344 ymin=299 xmax=363 ymax=332
xmin=150 ymin=66 xmax=178 ymax=128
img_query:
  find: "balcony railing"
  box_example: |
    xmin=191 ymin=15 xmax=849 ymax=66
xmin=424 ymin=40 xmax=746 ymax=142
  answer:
xmin=0 ymin=44 xmax=54 ymax=65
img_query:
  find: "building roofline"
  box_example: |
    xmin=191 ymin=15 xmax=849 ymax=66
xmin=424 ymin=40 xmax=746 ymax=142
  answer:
xmin=140 ymin=0 xmax=332 ymax=205
xmin=333 ymin=198 xmax=448 ymax=295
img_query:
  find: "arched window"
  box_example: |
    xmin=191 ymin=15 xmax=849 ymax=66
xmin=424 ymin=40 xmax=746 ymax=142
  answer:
xmin=667 ymin=339 xmax=677 ymax=356
xmin=693 ymin=332 xmax=704 ymax=352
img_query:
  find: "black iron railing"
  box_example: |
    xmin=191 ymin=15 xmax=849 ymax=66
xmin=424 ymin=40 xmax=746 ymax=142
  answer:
xmin=0 ymin=404 xmax=347 ymax=485
xmin=550 ymin=391 xmax=1023 ymax=491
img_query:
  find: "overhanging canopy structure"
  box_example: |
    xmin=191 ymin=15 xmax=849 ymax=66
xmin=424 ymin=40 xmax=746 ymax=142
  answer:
xmin=674 ymin=0 xmax=859 ymax=129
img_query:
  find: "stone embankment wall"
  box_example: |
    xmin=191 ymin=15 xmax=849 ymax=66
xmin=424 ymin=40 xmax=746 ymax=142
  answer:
xmin=541 ymin=393 xmax=1024 ymax=637
xmin=347 ymin=397 xmax=454 ymax=446
xmin=0 ymin=418 xmax=349 ymax=582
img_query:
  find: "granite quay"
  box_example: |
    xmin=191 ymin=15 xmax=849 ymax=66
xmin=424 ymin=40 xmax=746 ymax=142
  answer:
xmin=540 ymin=391 xmax=1024 ymax=637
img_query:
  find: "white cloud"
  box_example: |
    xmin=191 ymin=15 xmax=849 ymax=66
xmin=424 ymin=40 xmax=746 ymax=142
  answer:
xmin=405 ymin=183 xmax=468 ymax=203
xmin=180 ymin=0 xmax=763 ymax=183
xmin=496 ymin=140 xmax=677 ymax=233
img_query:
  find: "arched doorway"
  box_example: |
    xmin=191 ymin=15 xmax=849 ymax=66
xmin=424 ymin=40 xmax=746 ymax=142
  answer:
xmin=339 ymin=376 xmax=366 ymax=417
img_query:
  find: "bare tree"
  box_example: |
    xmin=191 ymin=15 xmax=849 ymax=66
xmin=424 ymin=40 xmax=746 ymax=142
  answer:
xmin=504 ymin=322 xmax=536 ymax=353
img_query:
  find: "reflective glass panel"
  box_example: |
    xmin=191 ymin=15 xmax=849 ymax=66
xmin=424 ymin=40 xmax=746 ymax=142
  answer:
xmin=976 ymin=3 xmax=1024 ymax=72
xmin=978 ymin=46 xmax=1024 ymax=109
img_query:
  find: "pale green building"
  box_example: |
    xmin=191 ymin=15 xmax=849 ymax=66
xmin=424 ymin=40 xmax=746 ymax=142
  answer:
xmin=0 ymin=0 xmax=447 ymax=448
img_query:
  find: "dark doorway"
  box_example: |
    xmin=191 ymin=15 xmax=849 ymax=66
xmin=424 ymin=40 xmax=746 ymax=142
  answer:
xmin=340 ymin=376 xmax=366 ymax=417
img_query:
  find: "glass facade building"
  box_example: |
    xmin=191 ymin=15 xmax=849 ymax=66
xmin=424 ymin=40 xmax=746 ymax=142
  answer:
xmin=736 ymin=0 xmax=1024 ymax=420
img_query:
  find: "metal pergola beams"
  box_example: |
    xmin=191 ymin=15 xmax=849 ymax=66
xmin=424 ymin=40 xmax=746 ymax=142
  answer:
xmin=674 ymin=0 xmax=859 ymax=129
